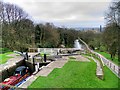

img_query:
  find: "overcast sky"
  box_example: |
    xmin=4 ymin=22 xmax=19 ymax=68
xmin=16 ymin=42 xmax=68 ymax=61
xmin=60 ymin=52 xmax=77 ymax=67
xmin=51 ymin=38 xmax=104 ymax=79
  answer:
xmin=2 ymin=0 xmax=112 ymax=28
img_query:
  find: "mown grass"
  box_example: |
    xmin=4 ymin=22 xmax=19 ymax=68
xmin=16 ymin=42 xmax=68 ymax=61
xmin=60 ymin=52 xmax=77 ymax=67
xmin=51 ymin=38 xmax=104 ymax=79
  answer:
xmin=96 ymin=51 xmax=119 ymax=66
xmin=0 ymin=52 xmax=13 ymax=64
xmin=0 ymin=48 xmax=12 ymax=54
xmin=28 ymin=60 xmax=119 ymax=88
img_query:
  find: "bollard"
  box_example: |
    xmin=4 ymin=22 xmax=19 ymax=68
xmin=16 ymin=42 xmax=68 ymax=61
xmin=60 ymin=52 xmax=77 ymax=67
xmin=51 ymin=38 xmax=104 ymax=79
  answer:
xmin=35 ymin=64 xmax=38 ymax=72
xmin=44 ymin=54 xmax=46 ymax=62
xmin=32 ymin=57 xmax=35 ymax=71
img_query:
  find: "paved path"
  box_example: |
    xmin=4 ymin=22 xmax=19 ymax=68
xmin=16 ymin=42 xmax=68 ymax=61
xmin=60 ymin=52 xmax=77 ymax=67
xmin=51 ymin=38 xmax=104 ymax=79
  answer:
xmin=36 ymin=60 xmax=68 ymax=77
xmin=19 ymin=56 xmax=69 ymax=88
xmin=71 ymin=55 xmax=90 ymax=62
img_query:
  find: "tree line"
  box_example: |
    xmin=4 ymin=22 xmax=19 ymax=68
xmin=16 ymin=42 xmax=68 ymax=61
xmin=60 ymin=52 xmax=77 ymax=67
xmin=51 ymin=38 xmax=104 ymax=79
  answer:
xmin=0 ymin=1 xmax=119 ymax=63
xmin=0 ymin=1 xmax=99 ymax=50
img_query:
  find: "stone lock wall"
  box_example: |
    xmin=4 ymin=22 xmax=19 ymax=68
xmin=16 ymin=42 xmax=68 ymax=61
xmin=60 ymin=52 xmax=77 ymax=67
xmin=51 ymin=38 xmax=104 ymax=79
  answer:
xmin=0 ymin=60 xmax=25 ymax=82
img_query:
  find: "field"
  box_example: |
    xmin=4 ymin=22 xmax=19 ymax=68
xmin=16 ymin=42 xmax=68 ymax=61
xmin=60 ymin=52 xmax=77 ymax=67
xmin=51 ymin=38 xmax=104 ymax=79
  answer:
xmin=28 ymin=60 xmax=119 ymax=88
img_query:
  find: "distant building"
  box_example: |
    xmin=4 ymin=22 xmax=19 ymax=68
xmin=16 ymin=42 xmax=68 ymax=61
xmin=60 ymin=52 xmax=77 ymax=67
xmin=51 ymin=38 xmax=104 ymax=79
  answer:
xmin=83 ymin=29 xmax=100 ymax=33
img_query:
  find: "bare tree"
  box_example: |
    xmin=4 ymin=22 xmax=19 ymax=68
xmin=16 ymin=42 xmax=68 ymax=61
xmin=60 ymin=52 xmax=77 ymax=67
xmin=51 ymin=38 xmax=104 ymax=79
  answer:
xmin=105 ymin=1 xmax=120 ymax=26
xmin=0 ymin=1 xmax=32 ymax=51
xmin=104 ymin=1 xmax=120 ymax=62
xmin=0 ymin=1 xmax=28 ymax=24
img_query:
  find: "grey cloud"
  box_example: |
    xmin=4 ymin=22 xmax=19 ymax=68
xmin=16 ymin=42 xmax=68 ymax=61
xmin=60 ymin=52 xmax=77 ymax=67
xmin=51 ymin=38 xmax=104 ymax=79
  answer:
xmin=3 ymin=0 xmax=111 ymax=27
xmin=23 ymin=2 xmax=109 ymax=20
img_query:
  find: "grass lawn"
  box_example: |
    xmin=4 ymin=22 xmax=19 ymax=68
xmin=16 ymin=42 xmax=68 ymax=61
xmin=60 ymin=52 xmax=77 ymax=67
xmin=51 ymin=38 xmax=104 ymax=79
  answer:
xmin=0 ymin=48 xmax=12 ymax=54
xmin=28 ymin=60 xmax=119 ymax=88
xmin=96 ymin=51 xmax=119 ymax=66
xmin=0 ymin=52 xmax=13 ymax=64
